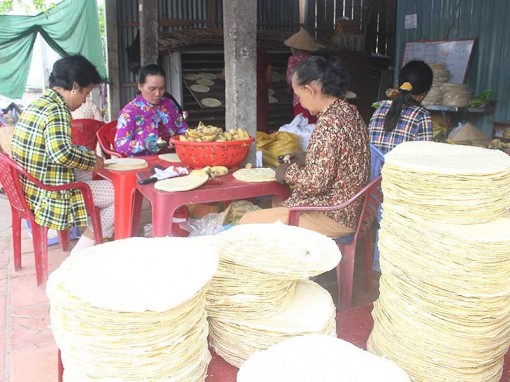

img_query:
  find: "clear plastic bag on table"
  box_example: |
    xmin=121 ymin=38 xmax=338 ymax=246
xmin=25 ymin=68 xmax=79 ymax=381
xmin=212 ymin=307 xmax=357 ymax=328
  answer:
xmin=180 ymin=200 xmax=260 ymax=236
xmin=278 ymin=113 xmax=315 ymax=151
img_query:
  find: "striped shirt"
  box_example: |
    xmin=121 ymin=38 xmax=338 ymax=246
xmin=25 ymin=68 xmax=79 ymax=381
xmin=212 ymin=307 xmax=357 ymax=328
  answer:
xmin=11 ymin=89 xmax=96 ymax=230
xmin=368 ymin=100 xmax=433 ymax=154
xmin=283 ymin=98 xmax=370 ymax=229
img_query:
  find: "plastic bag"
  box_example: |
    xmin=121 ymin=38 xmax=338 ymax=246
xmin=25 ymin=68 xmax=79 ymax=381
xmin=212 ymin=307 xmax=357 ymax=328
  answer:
xmin=256 ymin=131 xmax=302 ymax=168
xmin=180 ymin=200 xmax=260 ymax=236
xmin=278 ymin=113 xmax=315 ymax=151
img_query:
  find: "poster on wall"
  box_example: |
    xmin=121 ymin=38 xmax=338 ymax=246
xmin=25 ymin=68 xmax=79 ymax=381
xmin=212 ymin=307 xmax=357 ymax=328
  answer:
xmin=402 ymin=39 xmax=476 ymax=84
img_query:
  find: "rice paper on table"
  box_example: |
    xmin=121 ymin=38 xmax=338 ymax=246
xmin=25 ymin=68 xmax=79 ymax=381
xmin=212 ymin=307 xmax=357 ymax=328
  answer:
xmin=47 ymin=237 xmax=218 ymax=382
xmin=209 ymin=280 xmax=337 ymax=367
xmin=237 ymin=334 xmax=411 ymax=382
xmin=382 ymin=141 xmax=510 ymax=224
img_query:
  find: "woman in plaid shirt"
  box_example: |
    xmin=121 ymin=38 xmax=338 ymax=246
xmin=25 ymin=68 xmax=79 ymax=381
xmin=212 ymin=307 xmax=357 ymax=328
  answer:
xmin=368 ymin=60 xmax=433 ymax=154
xmin=11 ymin=55 xmax=114 ymax=254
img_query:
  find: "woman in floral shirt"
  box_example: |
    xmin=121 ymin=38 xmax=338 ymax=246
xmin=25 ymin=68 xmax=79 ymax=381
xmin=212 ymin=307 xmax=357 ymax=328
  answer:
xmin=115 ymin=64 xmax=187 ymax=156
xmin=240 ymin=55 xmax=370 ymax=238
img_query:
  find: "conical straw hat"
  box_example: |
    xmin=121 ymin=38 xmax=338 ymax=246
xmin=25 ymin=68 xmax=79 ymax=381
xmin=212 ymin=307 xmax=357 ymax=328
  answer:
xmin=284 ymin=28 xmax=322 ymax=52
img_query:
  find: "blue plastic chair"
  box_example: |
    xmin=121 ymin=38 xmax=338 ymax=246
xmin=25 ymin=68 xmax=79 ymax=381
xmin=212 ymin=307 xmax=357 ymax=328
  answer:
xmin=369 ymin=143 xmax=385 ymax=180
xmin=369 ymin=144 xmax=385 ymax=272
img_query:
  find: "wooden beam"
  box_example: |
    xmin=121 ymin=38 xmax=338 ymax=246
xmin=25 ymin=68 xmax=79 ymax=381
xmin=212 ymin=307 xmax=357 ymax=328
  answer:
xmin=139 ymin=0 xmax=158 ymax=65
xmin=105 ymin=0 xmax=121 ymax=120
xmin=223 ymin=0 xmax=257 ymax=164
xmin=207 ymin=0 xmax=216 ymax=28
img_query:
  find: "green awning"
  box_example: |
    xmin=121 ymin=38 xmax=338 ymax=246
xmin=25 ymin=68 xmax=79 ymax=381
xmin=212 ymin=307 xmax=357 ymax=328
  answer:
xmin=0 ymin=0 xmax=106 ymax=99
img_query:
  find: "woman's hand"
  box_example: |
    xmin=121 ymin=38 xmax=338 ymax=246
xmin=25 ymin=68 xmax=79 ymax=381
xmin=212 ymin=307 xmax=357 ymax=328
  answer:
xmin=93 ymin=155 xmax=105 ymax=172
xmin=289 ymin=151 xmax=306 ymax=166
xmin=275 ymin=163 xmax=291 ymax=184
xmin=145 ymin=136 xmax=158 ymax=153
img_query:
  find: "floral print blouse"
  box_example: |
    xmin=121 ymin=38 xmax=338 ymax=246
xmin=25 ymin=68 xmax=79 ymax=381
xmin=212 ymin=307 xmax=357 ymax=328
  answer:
xmin=115 ymin=94 xmax=187 ymax=156
xmin=282 ymin=98 xmax=370 ymax=229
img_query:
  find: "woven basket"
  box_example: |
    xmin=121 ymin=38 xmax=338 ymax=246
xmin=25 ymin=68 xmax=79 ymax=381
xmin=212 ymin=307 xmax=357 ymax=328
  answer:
xmin=171 ymin=136 xmax=254 ymax=169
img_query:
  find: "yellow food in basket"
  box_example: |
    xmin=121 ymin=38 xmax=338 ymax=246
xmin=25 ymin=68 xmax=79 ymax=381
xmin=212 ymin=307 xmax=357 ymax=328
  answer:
xmin=184 ymin=122 xmax=250 ymax=142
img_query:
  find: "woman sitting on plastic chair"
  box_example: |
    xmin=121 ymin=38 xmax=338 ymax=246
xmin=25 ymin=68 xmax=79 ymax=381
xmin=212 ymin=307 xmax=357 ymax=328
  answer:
xmin=239 ymin=55 xmax=370 ymax=238
xmin=11 ymin=55 xmax=114 ymax=255
xmin=115 ymin=63 xmax=188 ymax=157
xmin=368 ymin=60 xmax=433 ymax=153
xmin=368 ymin=60 xmax=433 ymax=271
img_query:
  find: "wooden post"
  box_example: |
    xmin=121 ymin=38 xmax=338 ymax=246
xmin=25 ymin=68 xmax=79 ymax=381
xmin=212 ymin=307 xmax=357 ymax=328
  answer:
xmin=223 ymin=0 xmax=257 ymax=164
xmin=139 ymin=0 xmax=159 ymax=65
xmin=104 ymin=0 xmax=120 ymax=120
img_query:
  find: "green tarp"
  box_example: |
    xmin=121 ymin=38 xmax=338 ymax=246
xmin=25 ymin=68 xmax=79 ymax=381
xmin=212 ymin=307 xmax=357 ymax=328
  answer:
xmin=0 ymin=0 xmax=106 ymax=99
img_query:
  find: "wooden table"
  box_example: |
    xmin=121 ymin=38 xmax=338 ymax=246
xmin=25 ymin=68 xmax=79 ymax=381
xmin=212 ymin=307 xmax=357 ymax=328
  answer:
xmin=134 ymin=170 xmax=290 ymax=237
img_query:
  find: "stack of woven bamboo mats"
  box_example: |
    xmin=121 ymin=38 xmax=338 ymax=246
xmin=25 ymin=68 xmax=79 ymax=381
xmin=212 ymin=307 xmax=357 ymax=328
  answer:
xmin=47 ymin=237 xmax=218 ymax=381
xmin=206 ymin=223 xmax=341 ymax=367
xmin=368 ymin=141 xmax=510 ymax=381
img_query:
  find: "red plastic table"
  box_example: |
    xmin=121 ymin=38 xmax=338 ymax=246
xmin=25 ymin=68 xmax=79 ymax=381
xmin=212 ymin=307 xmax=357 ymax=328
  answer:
xmin=95 ymin=156 xmax=169 ymax=239
xmin=133 ymin=170 xmax=290 ymax=237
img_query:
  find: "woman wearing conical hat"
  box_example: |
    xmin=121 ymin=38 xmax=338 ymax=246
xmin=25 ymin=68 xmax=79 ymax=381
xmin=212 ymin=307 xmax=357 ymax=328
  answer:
xmin=284 ymin=27 xmax=323 ymax=123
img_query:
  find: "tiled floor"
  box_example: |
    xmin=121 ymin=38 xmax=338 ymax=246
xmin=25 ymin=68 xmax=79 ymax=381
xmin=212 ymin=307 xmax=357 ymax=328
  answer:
xmin=0 ymin=195 xmax=380 ymax=381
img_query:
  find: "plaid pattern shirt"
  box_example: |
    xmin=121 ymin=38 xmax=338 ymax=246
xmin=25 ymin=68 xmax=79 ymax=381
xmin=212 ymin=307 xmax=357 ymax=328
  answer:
xmin=368 ymin=100 xmax=433 ymax=154
xmin=11 ymin=89 xmax=96 ymax=230
xmin=283 ymin=98 xmax=370 ymax=229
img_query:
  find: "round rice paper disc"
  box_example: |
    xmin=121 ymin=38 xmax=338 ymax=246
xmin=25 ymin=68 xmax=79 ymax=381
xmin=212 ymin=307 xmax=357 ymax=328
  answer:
xmin=198 ymin=72 xmax=217 ymax=80
xmin=201 ymin=98 xmax=222 ymax=107
xmin=190 ymin=84 xmax=210 ymax=93
xmin=225 ymin=280 xmax=335 ymax=332
xmin=385 ymin=141 xmax=510 ymax=175
xmin=155 ymin=174 xmax=209 ymax=192
xmin=233 ymin=167 xmax=276 ymax=182
xmin=47 ymin=237 xmax=218 ymax=312
xmin=216 ymin=222 xmax=341 ymax=278
xmin=238 ymin=334 xmax=411 ymax=382
xmin=183 ymin=73 xmax=200 ymax=80
xmin=158 ymin=153 xmax=181 ymax=162
xmin=104 ymin=158 xmax=148 ymax=171
xmin=196 ymin=78 xmax=214 ymax=86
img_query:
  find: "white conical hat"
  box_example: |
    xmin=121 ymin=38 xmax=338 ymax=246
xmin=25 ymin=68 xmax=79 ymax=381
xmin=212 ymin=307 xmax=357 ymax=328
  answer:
xmin=284 ymin=28 xmax=322 ymax=52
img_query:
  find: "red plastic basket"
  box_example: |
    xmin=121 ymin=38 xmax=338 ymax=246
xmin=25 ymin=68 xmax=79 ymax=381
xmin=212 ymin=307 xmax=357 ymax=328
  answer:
xmin=170 ymin=135 xmax=255 ymax=169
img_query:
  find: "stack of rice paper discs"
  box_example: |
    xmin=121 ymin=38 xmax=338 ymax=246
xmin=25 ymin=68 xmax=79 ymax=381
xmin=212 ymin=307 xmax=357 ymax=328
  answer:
xmin=215 ymin=223 xmax=341 ymax=278
xmin=382 ymin=141 xmax=510 ymax=224
xmin=47 ymin=237 xmax=218 ymax=381
xmin=368 ymin=140 xmax=510 ymax=381
xmin=206 ymin=223 xmax=341 ymax=319
xmin=441 ymin=83 xmax=471 ymax=107
xmin=209 ymin=280 xmax=337 ymax=367
xmin=369 ymin=213 xmax=510 ymax=381
xmin=238 ymin=334 xmax=411 ymax=382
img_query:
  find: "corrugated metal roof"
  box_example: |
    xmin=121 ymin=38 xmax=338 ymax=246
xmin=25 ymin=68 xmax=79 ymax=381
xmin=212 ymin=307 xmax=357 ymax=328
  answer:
xmin=395 ymin=0 xmax=510 ymax=135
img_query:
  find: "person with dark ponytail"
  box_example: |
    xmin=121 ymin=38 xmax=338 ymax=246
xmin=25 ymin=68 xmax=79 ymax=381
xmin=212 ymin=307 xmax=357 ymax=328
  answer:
xmin=239 ymin=55 xmax=370 ymax=238
xmin=369 ymin=60 xmax=433 ymax=154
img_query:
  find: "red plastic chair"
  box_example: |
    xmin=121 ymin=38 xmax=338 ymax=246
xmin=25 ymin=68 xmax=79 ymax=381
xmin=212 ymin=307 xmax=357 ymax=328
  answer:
xmin=96 ymin=120 xmax=125 ymax=159
xmin=0 ymin=152 xmax=103 ymax=286
xmin=288 ymin=176 xmax=383 ymax=311
xmin=71 ymin=119 xmax=104 ymax=151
